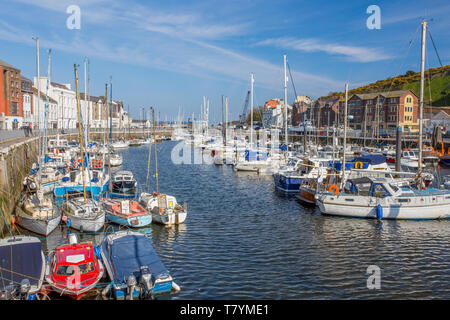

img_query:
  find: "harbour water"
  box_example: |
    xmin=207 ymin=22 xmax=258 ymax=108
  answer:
xmin=20 ymin=141 xmax=450 ymax=299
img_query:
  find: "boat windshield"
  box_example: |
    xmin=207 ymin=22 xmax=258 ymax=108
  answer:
xmin=79 ymin=262 xmax=95 ymax=274
xmin=389 ymin=184 xmax=399 ymax=192
xmin=56 ymin=265 xmax=76 ymax=276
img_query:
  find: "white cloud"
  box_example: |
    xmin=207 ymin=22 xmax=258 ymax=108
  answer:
xmin=256 ymin=37 xmax=392 ymax=63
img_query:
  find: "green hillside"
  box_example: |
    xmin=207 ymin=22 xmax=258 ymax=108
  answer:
xmin=321 ymin=65 xmax=450 ymax=106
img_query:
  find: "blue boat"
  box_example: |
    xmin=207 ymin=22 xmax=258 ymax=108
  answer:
xmin=54 ymin=169 xmax=109 ymax=202
xmin=100 ymin=230 xmax=179 ymax=299
xmin=0 ymin=236 xmax=46 ymax=300
xmin=274 ymin=158 xmax=332 ymax=193
xmin=109 ymin=171 xmax=138 ymax=199
xmin=103 ymin=199 xmax=152 ymax=228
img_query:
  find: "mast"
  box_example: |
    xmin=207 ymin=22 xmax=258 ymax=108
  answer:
xmin=250 ymin=73 xmax=254 ymax=148
xmin=84 ymin=57 xmax=88 ymax=144
xmin=33 ymin=37 xmax=42 ymax=183
xmin=363 ymin=100 xmax=367 ymax=147
xmin=152 ymin=107 xmax=159 ymax=193
xmin=145 ymin=107 xmax=152 ymax=193
xmin=225 ymin=96 xmax=229 ymax=147
xmin=109 ymin=76 xmax=113 ymax=142
xmin=74 ymin=64 xmax=87 ymax=203
xmin=341 ymin=83 xmax=348 ymax=189
xmin=283 ymin=54 xmax=288 ymax=147
xmin=417 ymin=20 xmax=427 ymax=189
xmin=42 ymin=49 xmax=51 ymax=176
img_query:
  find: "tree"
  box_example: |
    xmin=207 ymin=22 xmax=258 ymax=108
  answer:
xmin=405 ymin=70 xmax=415 ymax=77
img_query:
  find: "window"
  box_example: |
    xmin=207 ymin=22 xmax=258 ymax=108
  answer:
xmin=372 ymin=184 xmax=389 ymax=198
xmin=10 ymin=102 xmax=18 ymax=114
xmin=79 ymin=262 xmax=94 ymax=274
xmin=56 ymin=265 xmax=75 ymax=276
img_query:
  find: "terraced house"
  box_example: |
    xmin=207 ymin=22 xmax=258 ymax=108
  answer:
xmin=341 ymin=90 xmax=419 ymax=135
xmin=0 ymin=59 xmax=23 ymax=130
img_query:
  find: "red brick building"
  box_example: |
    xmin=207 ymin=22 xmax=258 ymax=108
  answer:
xmin=343 ymin=90 xmax=419 ymax=134
xmin=0 ymin=59 xmax=23 ymax=129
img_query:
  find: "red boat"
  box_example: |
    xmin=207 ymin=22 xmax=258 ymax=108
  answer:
xmin=45 ymin=235 xmax=104 ymax=299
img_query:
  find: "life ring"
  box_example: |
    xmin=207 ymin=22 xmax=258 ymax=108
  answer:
xmin=328 ymin=184 xmax=339 ymax=195
xmin=354 ymin=161 xmax=363 ymax=169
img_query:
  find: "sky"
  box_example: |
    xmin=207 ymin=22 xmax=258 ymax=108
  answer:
xmin=0 ymin=0 xmax=449 ymax=122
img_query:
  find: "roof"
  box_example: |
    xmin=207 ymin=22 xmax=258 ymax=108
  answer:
xmin=0 ymin=58 xmax=18 ymax=70
xmin=352 ymin=90 xmax=416 ymax=101
xmin=51 ymin=82 xmax=70 ymax=90
xmin=32 ymin=87 xmax=58 ymax=104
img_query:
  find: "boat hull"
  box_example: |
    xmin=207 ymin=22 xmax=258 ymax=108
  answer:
xmin=64 ymin=213 xmax=105 ymax=232
xmin=106 ymin=213 xmax=152 ymax=228
xmin=15 ymin=208 xmax=61 ymax=236
xmin=273 ymin=173 xmax=302 ymax=193
xmin=54 ymin=182 xmax=109 ymax=201
xmin=318 ymin=197 xmax=450 ymax=220
xmin=298 ymin=187 xmax=316 ymax=205
xmin=152 ymin=210 xmax=187 ymax=225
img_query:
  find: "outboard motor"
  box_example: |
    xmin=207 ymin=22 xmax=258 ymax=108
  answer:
xmin=139 ymin=266 xmax=153 ymax=297
xmin=126 ymin=274 xmax=137 ymax=300
xmin=19 ymin=279 xmax=32 ymax=300
xmin=0 ymin=283 xmax=16 ymax=300
xmin=68 ymin=233 xmax=78 ymax=245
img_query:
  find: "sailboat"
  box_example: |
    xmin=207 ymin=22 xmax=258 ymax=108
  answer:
xmin=139 ymin=107 xmax=187 ymax=225
xmin=60 ymin=64 xmax=105 ymax=232
xmin=15 ymin=49 xmax=61 ymax=236
xmin=14 ymin=191 xmax=61 ymax=236
xmin=316 ymin=21 xmax=450 ymax=219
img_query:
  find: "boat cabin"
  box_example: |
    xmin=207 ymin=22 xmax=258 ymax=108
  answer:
xmin=112 ymin=171 xmax=135 ymax=183
xmin=343 ymin=177 xmax=401 ymax=198
xmin=49 ymin=243 xmax=102 ymax=291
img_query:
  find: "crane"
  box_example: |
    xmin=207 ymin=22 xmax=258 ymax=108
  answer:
xmin=239 ymin=90 xmax=250 ymax=123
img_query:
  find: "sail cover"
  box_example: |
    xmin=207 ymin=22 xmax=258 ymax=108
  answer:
xmin=102 ymin=232 xmax=170 ymax=284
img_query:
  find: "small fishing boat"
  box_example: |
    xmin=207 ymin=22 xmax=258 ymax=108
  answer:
xmin=45 ymin=234 xmax=104 ymax=299
xmin=14 ymin=191 xmax=61 ymax=236
xmin=139 ymin=192 xmax=187 ymax=225
xmin=23 ymin=166 xmax=63 ymax=194
xmin=111 ymin=140 xmax=129 ymax=150
xmin=108 ymin=153 xmax=123 ymax=167
xmin=0 ymin=236 xmax=46 ymax=300
xmin=110 ymin=170 xmax=138 ymax=199
xmin=128 ymin=139 xmax=143 ymax=147
xmin=297 ymin=178 xmax=318 ymax=205
xmin=103 ymin=199 xmax=152 ymax=227
xmin=400 ymin=150 xmax=419 ymax=169
xmin=100 ymin=230 xmax=180 ymax=300
xmin=61 ymin=197 xmax=105 ymax=232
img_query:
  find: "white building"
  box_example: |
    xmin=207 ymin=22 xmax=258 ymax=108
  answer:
xmin=32 ymin=87 xmax=58 ymax=130
xmin=34 ymin=77 xmax=78 ymax=130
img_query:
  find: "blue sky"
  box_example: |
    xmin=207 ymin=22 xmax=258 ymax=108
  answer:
xmin=0 ymin=0 xmax=449 ymax=122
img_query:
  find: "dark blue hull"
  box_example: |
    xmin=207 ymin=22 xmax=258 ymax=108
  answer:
xmin=273 ymin=173 xmax=302 ymax=193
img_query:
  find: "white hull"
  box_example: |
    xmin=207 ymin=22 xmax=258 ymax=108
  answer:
xmin=233 ymin=161 xmax=270 ymax=172
xmin=66 ymin=213 xmax=105 ymax=232
xmin=318 ymin=197 xmax=450 ymax=220
xmin=152 ymin=210 xmax=187 ymax=225
xmin=15 ymin=209 xmax=61 ymax=236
